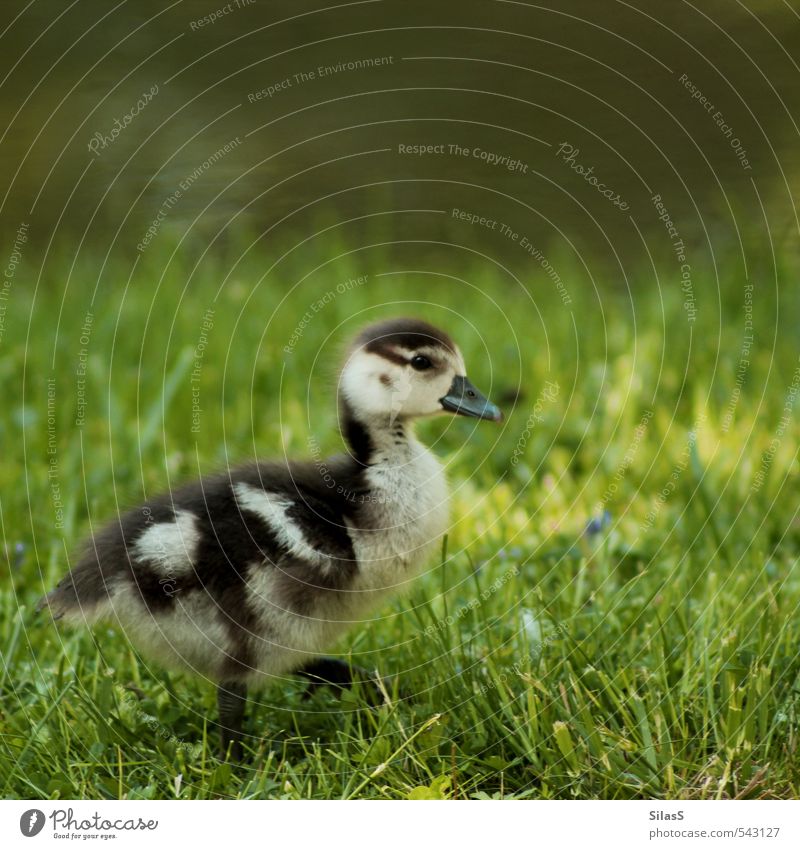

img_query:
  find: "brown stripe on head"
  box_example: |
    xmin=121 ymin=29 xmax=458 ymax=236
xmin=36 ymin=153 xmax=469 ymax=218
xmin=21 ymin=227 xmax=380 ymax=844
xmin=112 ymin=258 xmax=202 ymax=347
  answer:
xmin=339 ymin=317 xmax=469 ymax=429
xmin=352 ymin=318 xmax=457 ymax=362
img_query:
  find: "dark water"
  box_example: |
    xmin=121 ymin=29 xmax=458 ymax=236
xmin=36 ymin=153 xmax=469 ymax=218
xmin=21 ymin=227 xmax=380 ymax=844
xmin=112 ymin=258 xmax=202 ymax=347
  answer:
xmin=2 ymin=0 xmax=799 ymax=278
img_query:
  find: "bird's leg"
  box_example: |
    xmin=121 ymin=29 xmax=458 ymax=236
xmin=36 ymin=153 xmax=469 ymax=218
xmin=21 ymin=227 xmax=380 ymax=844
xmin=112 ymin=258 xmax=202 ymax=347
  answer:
xmin=298 ymin=657 xmax=391 ymax=705
xmin=217 ymin=681 xmax=248 ymax=761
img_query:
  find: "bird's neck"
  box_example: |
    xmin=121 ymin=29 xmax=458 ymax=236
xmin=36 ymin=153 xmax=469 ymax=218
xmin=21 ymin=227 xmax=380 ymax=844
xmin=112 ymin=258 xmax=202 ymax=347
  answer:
xmin=340 ymin=400 xmax=417 ymax=466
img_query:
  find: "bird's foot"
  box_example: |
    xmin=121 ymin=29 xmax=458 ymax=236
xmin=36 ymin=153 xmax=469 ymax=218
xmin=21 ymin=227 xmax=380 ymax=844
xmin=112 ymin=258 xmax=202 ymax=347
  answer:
xmin=217 ymin=680 xmax=248 ymax=761
xmin=297 ymin=657 xmax=402 ymax=705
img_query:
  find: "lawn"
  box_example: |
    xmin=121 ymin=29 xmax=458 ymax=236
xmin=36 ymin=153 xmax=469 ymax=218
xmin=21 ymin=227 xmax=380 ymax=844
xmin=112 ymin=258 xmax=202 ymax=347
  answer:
xmin=2 ymin=232 xmax=800 ymax=799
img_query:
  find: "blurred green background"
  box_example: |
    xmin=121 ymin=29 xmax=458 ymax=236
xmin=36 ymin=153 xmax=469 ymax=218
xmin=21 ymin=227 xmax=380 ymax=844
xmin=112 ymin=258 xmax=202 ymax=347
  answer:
xmin=2 ymin=0 xmax=799 ymax=269
xmin=2 ymin=0 xmax=800 ymax=800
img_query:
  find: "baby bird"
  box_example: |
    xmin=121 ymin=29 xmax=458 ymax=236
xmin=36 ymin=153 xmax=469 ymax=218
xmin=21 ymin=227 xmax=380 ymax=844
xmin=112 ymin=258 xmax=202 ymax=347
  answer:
xmin=38 ymin=318 xmax=502 ymax=759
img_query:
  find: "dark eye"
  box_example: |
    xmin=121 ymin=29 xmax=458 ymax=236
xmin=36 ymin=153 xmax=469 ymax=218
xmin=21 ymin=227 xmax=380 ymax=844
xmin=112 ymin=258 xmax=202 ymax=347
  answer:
xmin=410 ymin=355 xmax=433 ymax=371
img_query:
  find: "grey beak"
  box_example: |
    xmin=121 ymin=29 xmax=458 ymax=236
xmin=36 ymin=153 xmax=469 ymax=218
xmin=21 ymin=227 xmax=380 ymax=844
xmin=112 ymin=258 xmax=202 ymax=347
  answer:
xmin=440 ymin=375 xmax=503 ymax=422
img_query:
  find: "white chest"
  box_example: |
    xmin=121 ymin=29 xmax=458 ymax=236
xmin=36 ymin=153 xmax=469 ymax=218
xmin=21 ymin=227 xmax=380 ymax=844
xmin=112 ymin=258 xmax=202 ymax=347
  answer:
xmin=348 ymin=440 xmax=449 ymax=593
xmin=242 ymin=438 xmax=450 ymax=678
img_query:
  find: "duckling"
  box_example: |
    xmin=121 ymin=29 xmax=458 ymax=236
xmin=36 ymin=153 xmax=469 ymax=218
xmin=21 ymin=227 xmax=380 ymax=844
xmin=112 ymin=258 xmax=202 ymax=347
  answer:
xmin=38 ymin=318 xmax=502 ymax=759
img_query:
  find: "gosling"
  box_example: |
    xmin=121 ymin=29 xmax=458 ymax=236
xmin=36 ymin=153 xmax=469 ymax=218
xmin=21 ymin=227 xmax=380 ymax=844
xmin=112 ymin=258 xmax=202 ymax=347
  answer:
xmin=38 ymin=318 xmax=502 ymax=758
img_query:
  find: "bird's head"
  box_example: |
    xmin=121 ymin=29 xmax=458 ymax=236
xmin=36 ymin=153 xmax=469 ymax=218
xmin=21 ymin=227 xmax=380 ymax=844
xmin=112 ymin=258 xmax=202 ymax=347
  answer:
xmin=339 ymin=318 xmax=502 ymax=426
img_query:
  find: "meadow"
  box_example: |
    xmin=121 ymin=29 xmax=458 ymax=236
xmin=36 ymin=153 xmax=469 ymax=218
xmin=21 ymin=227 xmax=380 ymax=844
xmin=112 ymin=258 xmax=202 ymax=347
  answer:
xmin=2 ymin=232 xmax=800 ymax=799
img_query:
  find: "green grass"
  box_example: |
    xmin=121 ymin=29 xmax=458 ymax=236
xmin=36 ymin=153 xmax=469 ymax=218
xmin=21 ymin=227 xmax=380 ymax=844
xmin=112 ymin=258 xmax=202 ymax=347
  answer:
xmin=2 ymin=232 xmax=800 ymax=799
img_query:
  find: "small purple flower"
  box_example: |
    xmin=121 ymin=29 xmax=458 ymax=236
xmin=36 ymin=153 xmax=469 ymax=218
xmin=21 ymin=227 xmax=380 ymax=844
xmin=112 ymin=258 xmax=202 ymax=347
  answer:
xmin=585 ymin=511 xmax=612 ymax=537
